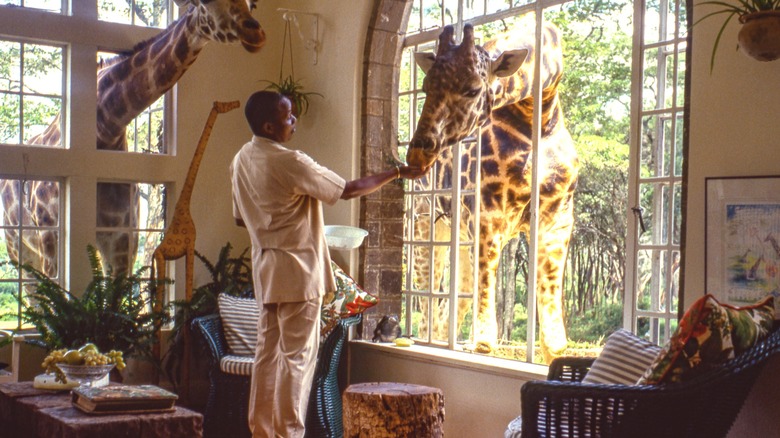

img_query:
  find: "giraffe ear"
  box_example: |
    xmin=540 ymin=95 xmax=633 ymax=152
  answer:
xmin=491 ymin=49 xmax=528 ymax=78
xmin=172 ymin=0 xmax=191 ymax=7
xmin=414 ymin=52 xmax=437 ymax=74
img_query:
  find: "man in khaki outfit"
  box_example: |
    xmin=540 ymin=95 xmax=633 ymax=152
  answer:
xmin=230 ymin=90 xmax=426 ymax=437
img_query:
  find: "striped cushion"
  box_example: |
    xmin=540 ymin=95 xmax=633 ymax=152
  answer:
xmin=582 ymin=329 xmax=661 ymax=385
xmin=220 ymin=355 xmax=253 ymax=376
xmin=218 ymin=294 xmax=259 ymax=356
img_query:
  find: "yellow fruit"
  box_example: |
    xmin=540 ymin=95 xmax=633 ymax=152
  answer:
xmin=79 ymin=343 xmax=98 ymax=354
xmin=394 ymin=338 xmax=414 ymax=347
xmin=64 ymin=349 xmax=84 ymax=365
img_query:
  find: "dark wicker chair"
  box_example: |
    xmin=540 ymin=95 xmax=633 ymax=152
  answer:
xmin=191 ymin=312 xmax=362 ymax=438
xmin=519 ymin=325 xmax=780 ymax=438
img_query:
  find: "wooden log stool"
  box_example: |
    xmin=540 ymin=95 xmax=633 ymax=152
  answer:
xmin=343 ymin=382 xmax=445 ymax=437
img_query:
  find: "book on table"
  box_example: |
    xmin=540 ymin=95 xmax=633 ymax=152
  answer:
xmin=71 ymin=384 xmax=178 ymax=414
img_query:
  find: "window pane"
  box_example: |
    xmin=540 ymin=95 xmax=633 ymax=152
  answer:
xmin=640 ymin=114 xmax=664 ymax=178
xmin=408 ymin=2 xmax=422 ymax=34
xmin=637 ymin=249 xmax=667 ymax=312
xmin=0 ymin=179 xmax=61 ymax=274
xmin=639 ymin=182 xmax=669 ymax=246
xmin=644 ymin=0 xmax=678 ymax=44
xmin=675 ymin=49 xmax=686 ymax=108
xmin=398 ymin=95 xmax=412 ymax=144
xmin=96 ymin=181 xmax=166 ymax=275
xmin=636 ymin=315 xmax=676 ymax=345
xmin=0 ymin=177 xmax=61 ymax=327
xmin=99 ymin=0 xmax=169 ymax=28
xmin=487 ymin=0 xmax=511 ymax=15
xmin=0 ymin=39 xmax=63 ymax=147
xmin=5 ymin=0 xmax=62 ymax=13
xmin=422 ymin=0 xmax=445 ymax=32
xmin=126 ymin=95 xmax=165 ymax=153
xmin=0 ymin=94 xmax=21 ymax=144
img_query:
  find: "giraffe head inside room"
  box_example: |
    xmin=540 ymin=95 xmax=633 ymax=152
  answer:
xmin=406 ymin=21 xmax=578 ymax=362
xmin=1 ymin=0 xmax=265 ymax=279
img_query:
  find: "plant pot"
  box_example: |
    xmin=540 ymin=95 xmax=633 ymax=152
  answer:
xmin=738 ymin=11 xmax=780 ymax=62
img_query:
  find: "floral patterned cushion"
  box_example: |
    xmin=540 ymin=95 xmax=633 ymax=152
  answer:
xmin=321 ymin=262 xmax=378 ymax=336
xmin=638 ymin=294 xmax=774 ymax=385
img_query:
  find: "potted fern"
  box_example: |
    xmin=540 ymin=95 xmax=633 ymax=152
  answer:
xmin=697 ymin=0 xmax=780 ymax=70
xmin=7 ymin=245 xmax=170 ymax=374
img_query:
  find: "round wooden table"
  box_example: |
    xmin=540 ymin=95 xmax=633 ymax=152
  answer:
xmin=343 ymin=382 xmax=445 ymax=437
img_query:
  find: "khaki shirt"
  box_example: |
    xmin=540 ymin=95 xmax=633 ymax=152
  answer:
xmin=230 ymin=136 xmax=346 ymax=303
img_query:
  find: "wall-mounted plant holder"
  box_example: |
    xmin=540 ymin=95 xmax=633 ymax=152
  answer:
xmin=277 ymin=8 xmax=320 ymax=65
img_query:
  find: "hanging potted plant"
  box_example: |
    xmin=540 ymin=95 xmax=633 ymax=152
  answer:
xmin=260 ymin=75 xmax=322 ymax=118
xmin=697 ymin=0 xmax=780 ymax=69
xmin=259 ymin=12 xmax=322 ymax=118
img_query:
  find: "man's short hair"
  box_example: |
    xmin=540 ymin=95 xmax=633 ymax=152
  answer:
xmin=245 ymin=91 xmax=286 ymax=135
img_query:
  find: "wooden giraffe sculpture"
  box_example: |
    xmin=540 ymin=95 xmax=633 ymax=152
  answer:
xmin=407 ymin=22 xmax=579 ymax=362
xmin=150 ymin=100 xmax=239 ymax=393
xmin=0 ymin=0 xmax=264 ymax=278
xmin=151 ymin=100 xmax=239 ymax=306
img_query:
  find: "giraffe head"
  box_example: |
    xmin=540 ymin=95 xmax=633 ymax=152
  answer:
xmin=175 ymin=0 xmax=265 ymax=52
xmin=406 ymin=24 xmax=527 ymax=169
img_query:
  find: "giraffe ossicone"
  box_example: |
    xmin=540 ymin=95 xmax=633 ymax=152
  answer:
xmin=407 ymin=21 xmax=578 ymax=363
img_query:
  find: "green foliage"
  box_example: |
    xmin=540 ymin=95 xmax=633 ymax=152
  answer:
xmin=162 ymin=242 xmax=252 ymax=390
xmin=5 ymin=245 xmax=170 ymax=361
xmin=566 ymin=302 xmax=623 ymax=341
xmin=260 ymin=76 xmax=323 ymax=118
xmin=548 ymin=0 xmax=633 ymax=143
xmin=0 ymin=40 xmax=63 ymax=144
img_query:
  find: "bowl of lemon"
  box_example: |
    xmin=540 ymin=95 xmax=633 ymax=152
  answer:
xmin=40 ymin=343 xmax=126 ymax=388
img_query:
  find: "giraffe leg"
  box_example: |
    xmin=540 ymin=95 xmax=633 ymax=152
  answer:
xmin=474 ymin=235 xmax=502 ymax=354
xmin=536 ymin=202 xmax=575 ymax=362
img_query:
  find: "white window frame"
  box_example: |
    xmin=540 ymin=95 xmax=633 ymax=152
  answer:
xmin=0 ymin=2 xmax=176 ymax=326
xmin=399 ymin=0 xmax=687 ymax=362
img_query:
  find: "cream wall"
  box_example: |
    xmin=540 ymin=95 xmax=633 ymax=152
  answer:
xmin=175 ymin=0 xmax=372 ymax=285
xmin=685 ymin=12 xmax=780 ymax=307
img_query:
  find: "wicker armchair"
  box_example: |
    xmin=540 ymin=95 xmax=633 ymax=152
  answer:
xmin=191 ymin=312 xmax=362 ymax=438
xmin=519 ymin=326 xmax=780 ymax=438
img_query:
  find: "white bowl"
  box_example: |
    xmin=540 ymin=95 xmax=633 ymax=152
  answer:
xmin=324 ymin=225 xmax=369 ymax=250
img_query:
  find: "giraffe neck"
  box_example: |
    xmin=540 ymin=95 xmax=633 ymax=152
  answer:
xmin=96 ymin=7 xmax=207 ymax=150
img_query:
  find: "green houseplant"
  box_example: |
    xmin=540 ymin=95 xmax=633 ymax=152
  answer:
xmin=7 ymin=245 xmax=170 ymax=364
xmin=260 ymin=75 xmax=323 ymax=118
xmin=162 ymin=242 xmax=253 ymax=391
xmin=697 ymin=0 xmax=780 ymax=70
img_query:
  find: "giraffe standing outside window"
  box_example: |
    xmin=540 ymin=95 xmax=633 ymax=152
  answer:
xmin=405 ymin=21 xmax=578 ymax=363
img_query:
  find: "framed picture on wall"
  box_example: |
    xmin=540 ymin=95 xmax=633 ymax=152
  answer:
xmin=706 ymin=176 xmax=780 ymax=311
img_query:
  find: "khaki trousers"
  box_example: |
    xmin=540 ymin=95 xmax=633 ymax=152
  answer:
xmin=249 ymin=297 xmax=321 ymax=438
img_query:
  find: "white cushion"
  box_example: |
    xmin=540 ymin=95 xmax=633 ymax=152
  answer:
xmin=218 ymin=294 xmax=259 ymax=356
xmin=220 ymin=355 xmax=253 ymax=376
xmin=581 ymin=329 xmax=661 ymax=385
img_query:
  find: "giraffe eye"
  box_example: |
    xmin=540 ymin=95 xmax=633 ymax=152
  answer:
xmin=464 ymin=88 xmax=481 ymax=98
